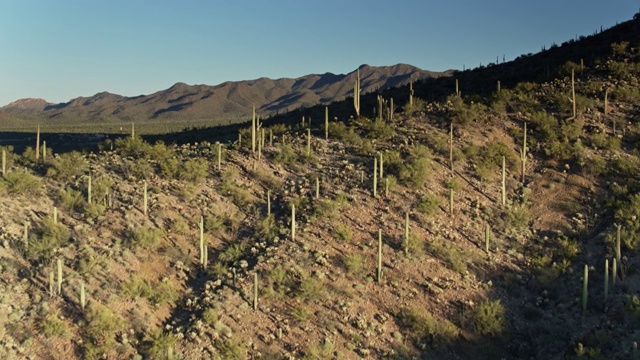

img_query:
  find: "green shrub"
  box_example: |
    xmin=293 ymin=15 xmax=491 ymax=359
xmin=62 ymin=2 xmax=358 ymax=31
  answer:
xmin=273 ymin=144 xmax=299 ymax=165
xmin=471 ymin=300 xmax=505 ymax=336
xmin=365 ymin=119 xmax=395 ymax=140
xmin=26 ymin=218 xmax=71 ymax=263
xmin=415 ymin=194 xmax=440 ymax=217
xmin=424 ymin=237 xmax=466 ymax=273
xmin=59 ymin=187 xmax=85 ymax=212
xmin=202 ymin=307 xmax=219 ymax=326
xmin=403 ymin=233 xmax=425 ymax=258
xmin=303 ymin=339 xmax=334 ymax=360
xmin=46 ymin=151 xmax=87 ymax=180
xmin=399 ymin=145 xmax=432 ymax=189
xmin=141 ymin=330 xmax=176 ymax=360
xmin=124 ymin=226 xmax=164 ymax=250
xmin=3 ymin=169 xmax=41 ymax=195
xmin=178 ymin=158 xmax=209 ymax=183
xmin=297 ymin=274 xmax=325 ymax=301
xmin=397 ymin=308 xmax=459 ymax=348
xmin=219 ymin=241 xmax=249 ymax=263
xmin=215 ymin=337 xmax=248 ymax=360
xmin=291 ymin=305 xmax=313 ymax=323
xmin=41 ymin=311 xmax=70 ymax=338
xmin=342 ymin=253 xmax=366 ymax=276
xmin=333 ymin=223 xmax=353 ymax=241
xmin=263 ymin=265 xmax=294 ymax=300
xmin=121 ymin=275 xmax=178 ymax=305
xmin=84 ymin=302 xmax=124 ymax=351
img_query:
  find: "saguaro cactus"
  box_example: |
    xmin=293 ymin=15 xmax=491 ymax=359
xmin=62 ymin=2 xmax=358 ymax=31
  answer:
xmin=485 ymin=224 xmax=490 ymax=253
xmin=612 ymin=258 xmax=618 ymax=287
xmin=604 ymin=88 xmax=609 ymax=116
xmin=449 ymin=122 xmax=454 ymax=173
xmin=353 ymin=68 xmax=360 ymax=118
xmin=307 ymin=128 xmax=311 ymax=156
xmin=53 ymin=207 xmax=58 ymax=224
xmin=582 ymin=264 xmax=589 ymax=313
xmin=521 ymin=122 xmax=527 ymax=184
xmin=497 ymin=80 xmax=501 ymax=94
xmin=570 ymin=69 xmax=576 ymax=120
xmin=253 ymin=272 xmax=259 ymax=310
xmin=35 ymin=125 xmax=41 ymax=162
xmin=199 ymin=216 xmax=205 ymax=265
xmin=57 ymin=258 xmax=63 ymax=296
xmin=131 ymin=122 xmax=135 ymax=138
xmin=267 ymin=190 xmax=271 ymax=217
xmin=87 ymin=174 xmax=92 ymax=204
xmin=501 ymin=156 xmax=506 ymax=206
xmin=42 ymin=141 xmax=47 ymax=162
xmin=291 ymin=203 xmax=296 ymax=241
xmin=217 ymin=142 xmax=222 ymax=170
xmin=80 ymin=281 xmax=86 ymax=311
xmin=373 ymin=156 xmax=378 ymax=198
xmin=377 ymin=229 xmax=383 ymax=282
xmin=143 ymin=181 xmax=148 ymax=216
xmin=379 ymin=152 xmax=384 ymax=179
xmin=409 ymin=81 xmax=414 ymax=106
xmin=252 ymin=105 xmax=257 ymax=153
xmin=455 ymin=79 xmax=460 ymax=97
xmin=1 ymin=149 xmax=5 ymax=177
xmin=315 ymin=178 xmax=320 ymax=198
xmin=325 ymin=107 xmax=329 ymax=140
xmin=604 ymin=259 xmax=609 ymax=303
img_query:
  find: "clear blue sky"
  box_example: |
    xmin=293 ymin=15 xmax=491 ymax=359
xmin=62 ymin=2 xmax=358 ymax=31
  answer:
xmin=0 ymin=0 xmax=637 ymax=106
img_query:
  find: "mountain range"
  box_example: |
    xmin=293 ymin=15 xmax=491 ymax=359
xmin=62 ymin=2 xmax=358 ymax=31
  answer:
xmin=1 ymin=64 xmax=450 ymax=125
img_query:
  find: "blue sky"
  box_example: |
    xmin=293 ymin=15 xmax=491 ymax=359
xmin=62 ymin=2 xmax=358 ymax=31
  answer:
xmin=0 ymin=0 xmax=637 ymax=106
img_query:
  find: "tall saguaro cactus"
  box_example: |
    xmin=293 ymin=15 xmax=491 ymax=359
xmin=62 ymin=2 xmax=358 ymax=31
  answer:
xmin=582 ymin=264 xmax=589 ymax=313
xmin=199 ymin=215 xmax=205 ymax=265
xmin=325 ymin=107 xmax=329 ymax=140
xmin=253 ymin=273 xmax=259 ymax=310
xmin=501 ymin=156 xmax=506 ymax=206
xmin=2 ymin=149 xmax=6 ymax=177
xmin=373 ymin=156 xmax=378 ymax=198
xmin=409 ymin=81 xmax=414 ymax=106
xmin=570 ymin=69 xmax=576 ymax=120
xmin=353 ymin=69 xmax=360 ymax=118
xmin=377 ymin=229 xmax=383 ymax=282
xmin=291 ymin=203 xmax=296 ymax=241
xmin=35 ymin=125 xmax=41 ymax=162
xmin=252 ymin=105 xmax=257 ymax=153
xmin=521 ymin=122 xmax=527 ymax=184
xmin=57 ymin=258 xmax=63 ymax=296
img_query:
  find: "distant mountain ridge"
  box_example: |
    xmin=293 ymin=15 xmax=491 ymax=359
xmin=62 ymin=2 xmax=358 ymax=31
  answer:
xmin=2 ymin=64 xmax=451 ymax=124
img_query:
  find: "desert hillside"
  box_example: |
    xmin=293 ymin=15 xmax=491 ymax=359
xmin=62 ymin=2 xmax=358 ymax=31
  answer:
xmin=1 ymin=15 xmax=640 ymax=360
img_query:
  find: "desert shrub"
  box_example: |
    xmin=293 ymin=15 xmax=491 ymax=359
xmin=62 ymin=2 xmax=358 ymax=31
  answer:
xmin=178 ymin=158 xmax=209 ymax=183
xmin=303 ymin=339 xmax=334 ymax=360
xmin=204 ymin=214 xmax=225 ymax=234
xmin=83 ymin=302 xmax=124 ymax=354
xmin=128 ymin=158 xmax=155 ymax=180
xmin=415 ymin=194 xmax=441 ymax=217
xmin=297 ymin=274 xmax=325 ymax=301
xmin=342 ymin=253 xmax=366 ymax=276
xmin=215 ymin=337 xmax=248 ymax=360
xmin=399 ymin=144 xmax=432 ymax=189
xmin=40 ymin=311 xmax=69 ymax=338
xmin=84 ymin=202 xmax=106 ymax=219
xmin=444 ymin=177 xmax=461 ymax=191
xmin=159 ymin=157 xmax=180 ymax=179
xmin=291 ymin=305 xmax=313 ymax=323
xmin=263 ymin=265 xmax=294 ymax=300
xmin=220 ymin=241 xmax=249 ymax=263
xmin=268 ymin=123 xmax=289 ymax=137
xmin=255 ymin=214 xmax=276 ymax=239
xmin=504 ymin=204 xmax=530 ymax=230
xmin=114 ymin=136 xmax=151 ymax=157
xmin=587 ymin=132 xmax=621 ymax=151
xmin=20 ymin=146 xmax=37 ymax=164
xmin=59 ymin=187 xmax=85 ymax=212
xmin=365 ymin=119 xmax=395 ymax=140
xmin=333 ymin=223 xmax=353 ymax=241
xmin=46 ymin=151 xmax=87 ymax=180
xmin=613 ymin=192 xmax=640 ymax=251
xmin=471 ymin=300 xmax=505 ymax=336
xmin=0 ymin=145 xmax=17 ymax=169
xmin=397 ymin=308 xmax=459 ymax=348
xmin=402 ymin=97 xmax=426 ymax=114
xmin=273 ymin=144 xmax=299 ymax=165
xmin=121 ymin=275 xmax=178 ymax=305
xmin=26 ymin=218 xmax=70 ymax=263
xmin=449 ymin=96 xmax=486 ymax=126
xmin=202 ymin=307 xmax=219 ymax=326
xmin=220 ymin=168 xmax=253 ymax=206
xmin=124 ymin=227 xmax=164 ymax=250
xmin=141 ymin=330 xmax=176 ymax=360
xmin=169 ymin=216 xmax=189 ymax=234
xmin=424 ymin=237 xmax=466 ymax=273
xmin=3 ymin=168 xmax=41 ymax=195
xmin=403 ymin=233 xmax=425 ymax=258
